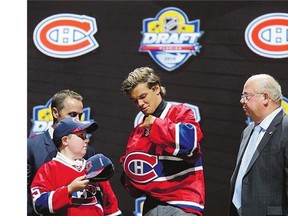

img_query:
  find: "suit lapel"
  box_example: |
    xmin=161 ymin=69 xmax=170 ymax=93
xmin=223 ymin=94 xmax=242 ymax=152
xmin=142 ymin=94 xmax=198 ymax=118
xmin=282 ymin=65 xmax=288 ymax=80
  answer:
xmin=236 ymin=125 xmax=254 ymax=166
xmin=231 ymin=124 xmax=254 ymax=183
xmin=43 ymin=130 xmax=57 ymax=161
xmin=245 ymin=110 xmax=284 ymax=174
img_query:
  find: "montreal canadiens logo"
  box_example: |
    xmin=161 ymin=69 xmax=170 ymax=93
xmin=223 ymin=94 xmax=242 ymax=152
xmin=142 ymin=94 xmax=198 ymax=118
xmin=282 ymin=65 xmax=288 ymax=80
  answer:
xmin=123 ymin=152 xmax=159 ymax=183
xmin=33 ymin=13 xmax=99 ymax=58
xmin=245 ymin=13 xmax=288 ymax=58
xmin=139 ymin=7 xmax=204 ymax=71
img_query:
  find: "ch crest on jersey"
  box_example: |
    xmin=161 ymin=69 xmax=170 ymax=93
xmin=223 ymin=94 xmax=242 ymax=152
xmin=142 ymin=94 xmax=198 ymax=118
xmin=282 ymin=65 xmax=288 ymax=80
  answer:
xmin=139 ymin=7 xmax=204 ymax=71
xmin=123 ymin=152 xmax=163 ymax=184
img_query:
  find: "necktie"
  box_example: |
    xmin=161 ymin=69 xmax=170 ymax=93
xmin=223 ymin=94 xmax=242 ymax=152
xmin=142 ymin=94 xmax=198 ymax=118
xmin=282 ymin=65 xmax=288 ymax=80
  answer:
xmin=232 ymin=125 xmax=262 ymax=209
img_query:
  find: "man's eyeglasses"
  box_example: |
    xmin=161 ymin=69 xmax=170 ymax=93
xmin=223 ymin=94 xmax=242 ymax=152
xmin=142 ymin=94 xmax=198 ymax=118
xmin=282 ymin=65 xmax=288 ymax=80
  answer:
xmin=240 ymin=93 xmax=263 ymax=102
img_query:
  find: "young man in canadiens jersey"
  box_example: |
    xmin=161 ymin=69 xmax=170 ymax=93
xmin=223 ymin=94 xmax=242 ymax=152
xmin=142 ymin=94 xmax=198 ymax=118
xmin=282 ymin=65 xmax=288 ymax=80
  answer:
xmin=120 ymin=67 xmax=205 ymax=216
xmin=27 ymin=89 xmax=121 ymax=216
xmin=31 ymin=117 xmax=122 ymax=216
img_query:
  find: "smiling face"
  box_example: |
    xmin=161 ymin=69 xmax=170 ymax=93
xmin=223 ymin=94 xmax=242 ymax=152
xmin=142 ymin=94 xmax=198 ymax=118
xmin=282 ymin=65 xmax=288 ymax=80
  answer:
xmin=130 ymin=83 xmax=162 ymax=116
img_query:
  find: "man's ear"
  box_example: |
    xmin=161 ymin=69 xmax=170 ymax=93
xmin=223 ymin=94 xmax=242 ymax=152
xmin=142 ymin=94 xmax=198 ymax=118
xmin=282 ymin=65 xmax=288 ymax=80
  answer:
xmin=152 ymin=84 xmax=161 ymax=94
xmin=61 ymin=136 xmax=69 ymax=147
xmin=52 ymin=107 xmax=59 ymax=119
xmin=263 ymin=92 xmax=270 ymax=106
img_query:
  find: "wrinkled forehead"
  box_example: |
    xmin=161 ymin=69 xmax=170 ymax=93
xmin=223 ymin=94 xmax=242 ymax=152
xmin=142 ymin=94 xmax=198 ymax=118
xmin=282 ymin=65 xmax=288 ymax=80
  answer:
xmin=243 ymin=79 xmax=258 ymax=94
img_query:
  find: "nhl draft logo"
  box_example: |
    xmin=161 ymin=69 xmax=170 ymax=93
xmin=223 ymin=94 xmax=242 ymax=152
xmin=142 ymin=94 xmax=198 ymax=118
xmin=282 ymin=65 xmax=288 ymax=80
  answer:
xmin=139 ymin=7 xmax=204 ymax=71
xmin=33 ymin=13 xmax=99 ymax=58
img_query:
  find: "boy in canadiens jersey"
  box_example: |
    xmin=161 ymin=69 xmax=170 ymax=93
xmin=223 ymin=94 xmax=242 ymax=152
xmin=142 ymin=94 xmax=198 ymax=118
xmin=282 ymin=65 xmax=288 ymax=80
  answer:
xmin=30 ymin=117 xmax=122 ymax=216
xmin=120 ymin=67 xmax=205 ymax=216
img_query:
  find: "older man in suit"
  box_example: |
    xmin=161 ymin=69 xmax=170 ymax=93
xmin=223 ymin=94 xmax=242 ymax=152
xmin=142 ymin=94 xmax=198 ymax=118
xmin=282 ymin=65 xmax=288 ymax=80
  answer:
xmin=229 ymin=74 xmax=288 ymax=216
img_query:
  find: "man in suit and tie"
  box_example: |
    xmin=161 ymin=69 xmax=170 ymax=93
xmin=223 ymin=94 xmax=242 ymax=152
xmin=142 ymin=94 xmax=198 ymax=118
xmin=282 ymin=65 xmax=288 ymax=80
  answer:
xmin=229 ymin=74 xmax=288 ymax=216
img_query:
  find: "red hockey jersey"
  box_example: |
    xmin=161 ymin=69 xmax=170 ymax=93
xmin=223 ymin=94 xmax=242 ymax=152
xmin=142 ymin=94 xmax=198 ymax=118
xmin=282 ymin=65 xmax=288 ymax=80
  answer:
xmin=31 ymin=153 xmax=121 ymax=216
xmin=120 ymin=103 xmax=205 ymax=215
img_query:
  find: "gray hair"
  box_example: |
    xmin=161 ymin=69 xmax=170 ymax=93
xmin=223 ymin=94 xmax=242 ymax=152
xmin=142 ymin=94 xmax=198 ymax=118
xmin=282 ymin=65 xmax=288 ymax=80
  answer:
xmin=121 ymin=67 xmax=166 ymax=96
xmin=251 ymin=74 xmax=282 ymax=102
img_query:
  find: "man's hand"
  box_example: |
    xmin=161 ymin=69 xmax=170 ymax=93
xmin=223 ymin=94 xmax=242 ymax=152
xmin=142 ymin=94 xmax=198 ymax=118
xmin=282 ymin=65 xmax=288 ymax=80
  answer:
xmin=139 ymin=115 xmax=156 ymax=129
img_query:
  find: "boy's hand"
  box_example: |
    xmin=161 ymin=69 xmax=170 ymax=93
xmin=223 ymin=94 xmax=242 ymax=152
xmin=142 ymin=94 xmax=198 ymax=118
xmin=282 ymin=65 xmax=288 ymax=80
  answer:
xmin=67 ymin=175 xmax=89 ymax=195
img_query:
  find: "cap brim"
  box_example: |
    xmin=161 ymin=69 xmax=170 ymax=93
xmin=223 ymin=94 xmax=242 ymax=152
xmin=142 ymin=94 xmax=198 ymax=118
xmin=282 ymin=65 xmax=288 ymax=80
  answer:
xmin=86 ymin=164 xmax=114 ymax=182
xmin=85 ymin=121 xmax=99 ymax=133
xmin=72 ymin=121 xmax=99 ymax=134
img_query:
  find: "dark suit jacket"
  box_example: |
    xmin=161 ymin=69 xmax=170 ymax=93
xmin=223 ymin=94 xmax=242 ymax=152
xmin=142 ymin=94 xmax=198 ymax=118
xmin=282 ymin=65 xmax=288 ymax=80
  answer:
xmin=27 ymin=130 xmax=96 ymax=216
xmin=229 ymin=110 xmax=288 ymax=216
